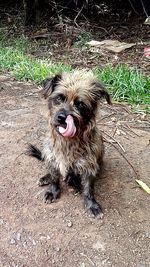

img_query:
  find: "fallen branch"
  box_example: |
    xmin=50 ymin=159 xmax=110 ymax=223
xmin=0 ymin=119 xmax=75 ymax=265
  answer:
xmin=99 ymin=112 xmax=116 ymax=122
xmin=101 ymin=130 xmax=126 ymax=152
xmin=74 ymin=4 xmax=84 ymax=27
xmin=80 ymin=253 xmax=95 ymax=267
xmin=104 ymin=137 xmax=138 ymax=178
xmin=122 ymin=124 xmax=142 ymax=137
xmin=30 ymin=34 xmax=51 ymax=39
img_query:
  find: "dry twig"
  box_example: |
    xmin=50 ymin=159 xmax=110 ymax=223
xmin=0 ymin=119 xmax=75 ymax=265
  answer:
xmin=99 ymin=112 xmax=116 ymax=122
xmin=74 ymin=4 xmax=84 ymax=27
xmin=80 ymin=253 xmax=95 ymax=266
xmin=104 ymin=137 xmax=138 ymax=178
xmin=101 ymin=130 xmax=126 ymax=152
xmin=122 ymin=124 xmax=142 ymax=137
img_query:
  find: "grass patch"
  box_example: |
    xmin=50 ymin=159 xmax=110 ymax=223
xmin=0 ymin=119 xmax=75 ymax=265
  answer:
xmin=0 ymin=33 xmax=71 ymax=83
xmin=0 ymin=32 xmax=149 ymax=113
xmin=95 ymin=65 xmax=150 ymax=107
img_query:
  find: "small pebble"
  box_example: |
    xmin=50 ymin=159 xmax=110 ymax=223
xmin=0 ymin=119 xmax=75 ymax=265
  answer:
xmin=16 ymin=233 xmax=21 ymax=241
xmin=47 ymin=235 xmax=51 ymax=240
xmin=0 ymin=219 xmax=4 ymax=225
xmin=56 ymin=247 xmax=61 ymax=252
xmin=116 ymin=129 xmax=121 ymax=135
xmin=67 ymin=221 xmax=73 ymax=228
xmin=10 ymin=238 xmax=16 ymax=244
xmin=32 ymin=239 xmax=36 ymax=246
xmin=23 ymin=241 xmax=27 ymax=248
xmin=145 ymin=232 xmax=150 ymax=238
xmin=111 ymin=117 xmax=116 ymax=122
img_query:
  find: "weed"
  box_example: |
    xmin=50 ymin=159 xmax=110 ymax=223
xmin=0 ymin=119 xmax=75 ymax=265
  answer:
xmin=0 ymin=33 xmax=149 ymax=113
xmin=73 ymin=31 xmax=92 ymax=48
xmin=95 ymin=65 xmax=150 ymax=113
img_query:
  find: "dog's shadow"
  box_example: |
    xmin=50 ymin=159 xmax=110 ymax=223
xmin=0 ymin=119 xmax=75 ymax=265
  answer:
xmin=95 ymin=153 xmax=132 ymax=212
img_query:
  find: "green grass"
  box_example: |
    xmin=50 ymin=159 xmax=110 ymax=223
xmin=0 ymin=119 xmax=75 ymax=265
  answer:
xmin=0 ymin=32 xmax=149 ymax=113
xmin=0 ymin=34 xmax=71 ymax=83
xmin=0 ymin=46 xmax=71 ymax=83
xmin=95 ymin=65 xmax=150 ymax=106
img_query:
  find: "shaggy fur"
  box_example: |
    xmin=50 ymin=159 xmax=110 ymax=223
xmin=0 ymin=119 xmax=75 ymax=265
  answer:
xmin=27 ymin=70 xmax=111 ymax=218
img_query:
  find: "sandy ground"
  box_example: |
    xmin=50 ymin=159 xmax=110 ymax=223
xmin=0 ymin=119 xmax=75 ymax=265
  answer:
xmin=0 ymin=75 xmax=150 ymax=267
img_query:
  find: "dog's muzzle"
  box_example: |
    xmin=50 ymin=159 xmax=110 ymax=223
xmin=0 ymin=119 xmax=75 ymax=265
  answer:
xmin=54 ymin=111 xmax=76 ymax=138
xmin=56 ymin=112 xmax=67 ymax=124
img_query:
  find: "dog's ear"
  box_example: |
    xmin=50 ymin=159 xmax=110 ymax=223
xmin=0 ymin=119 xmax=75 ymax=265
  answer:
xmin=41 ymin=74 xmax=61 ymax=99
xmin=92 ymin=82 xmax=112 ymax=105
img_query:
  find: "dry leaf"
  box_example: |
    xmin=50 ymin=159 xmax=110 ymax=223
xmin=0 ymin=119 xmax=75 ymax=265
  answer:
xmin=87 ymin=39 xmax=135 ymax=53
xmin=136 ymin=180 xmax=150 ymax=194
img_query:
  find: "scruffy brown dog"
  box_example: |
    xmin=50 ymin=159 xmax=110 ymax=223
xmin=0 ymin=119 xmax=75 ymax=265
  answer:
xmin=27 ymin=70 xmax=111 ymax=218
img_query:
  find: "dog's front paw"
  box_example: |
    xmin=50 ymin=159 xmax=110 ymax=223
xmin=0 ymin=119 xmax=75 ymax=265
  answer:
xmin=44 ymin=183 xmax=60 ymax=203
xmin=85 ymin=197 xmax=103 ymax=219
xmin=89 ymin=202 xmax=103 ymax=219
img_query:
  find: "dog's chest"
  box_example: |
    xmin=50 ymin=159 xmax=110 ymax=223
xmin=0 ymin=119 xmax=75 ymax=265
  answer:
xmin=53 ymin=140 xmax=85 ymax=177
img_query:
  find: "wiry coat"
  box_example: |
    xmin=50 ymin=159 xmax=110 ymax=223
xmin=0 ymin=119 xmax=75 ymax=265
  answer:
xmin=27 ymin=70 xmax=111 ymax=218
xmin=43 ymin=128 xmax=104 ymax=179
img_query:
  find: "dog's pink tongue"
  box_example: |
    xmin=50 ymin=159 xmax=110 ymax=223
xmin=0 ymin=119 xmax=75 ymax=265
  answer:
xmin=58 ymin=115 xmax=76 ymax=137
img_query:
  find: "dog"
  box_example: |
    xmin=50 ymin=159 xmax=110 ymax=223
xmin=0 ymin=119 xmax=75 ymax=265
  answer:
xmin=26 ymin=70 xmax=111 ymax=218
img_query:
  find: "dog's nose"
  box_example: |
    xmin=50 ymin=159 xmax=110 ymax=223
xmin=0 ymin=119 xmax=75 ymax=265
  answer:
xmin=57 ymin=113 xmax=66 ymax=124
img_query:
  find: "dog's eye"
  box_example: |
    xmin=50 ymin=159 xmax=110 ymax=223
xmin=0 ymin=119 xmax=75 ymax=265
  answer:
xmin=75 ymin=100 xmax=86 ymax=110
xmin=54 ymin=94 xmax=66 ymax=104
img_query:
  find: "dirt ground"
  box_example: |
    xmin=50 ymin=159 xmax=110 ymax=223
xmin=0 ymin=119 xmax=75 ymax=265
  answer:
xmin=0 ymin=74 xmax=150 ymax=267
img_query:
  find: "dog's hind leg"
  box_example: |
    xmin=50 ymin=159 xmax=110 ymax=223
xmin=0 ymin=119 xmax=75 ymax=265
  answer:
xmin=83 ymin=175 xmax=103 ymax=218
xmin=65 ymin=169 xmax=82 ymax=192
xmin=26 ymin=143 xmax=61 ymax=203
xmin=38 ymin=174 xmax=52 ymax=186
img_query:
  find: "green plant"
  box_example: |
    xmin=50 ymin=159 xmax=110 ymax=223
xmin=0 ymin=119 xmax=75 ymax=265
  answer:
xmin=95 ymin=65 xmax=150 ymax=109
xmin=74 ymin=31 xmax=92 ymax=47
xmin=0 ymin=32 xmax=149 ymax=113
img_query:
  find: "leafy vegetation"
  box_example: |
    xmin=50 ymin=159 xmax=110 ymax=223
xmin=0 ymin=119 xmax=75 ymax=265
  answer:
xmin=95 ymin=65 xmax=150 ymax=106
xmin=0 ymin=32 xmax=149 ymax=113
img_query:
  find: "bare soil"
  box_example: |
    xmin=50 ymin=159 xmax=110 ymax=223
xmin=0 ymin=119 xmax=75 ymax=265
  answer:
xmin=0 ymin=75 xmax=150 ymax=267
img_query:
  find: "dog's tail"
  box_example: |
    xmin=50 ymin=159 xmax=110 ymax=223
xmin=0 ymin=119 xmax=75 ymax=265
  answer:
xmin=25 ymin=144 xmax=43 ymax=161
